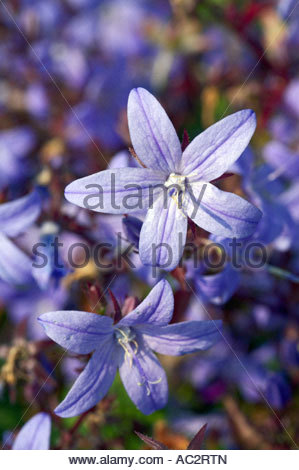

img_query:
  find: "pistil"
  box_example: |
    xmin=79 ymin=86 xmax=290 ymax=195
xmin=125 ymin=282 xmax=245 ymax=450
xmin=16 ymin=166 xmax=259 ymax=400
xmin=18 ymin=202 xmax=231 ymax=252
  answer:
xmin=115 ymin=327 xmax=161 ymax=395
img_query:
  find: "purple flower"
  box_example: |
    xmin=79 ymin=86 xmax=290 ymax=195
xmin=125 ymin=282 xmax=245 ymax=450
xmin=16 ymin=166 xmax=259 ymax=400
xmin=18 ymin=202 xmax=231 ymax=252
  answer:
xmin=96 ymin=0 xmax=150 ymax=56
xmin=234 ymin=362 xmax=291 ymax=410
xmin=194 ymin=263 xmax=241 ymax=306
xmin=25 ymin=83 xmax=49 ymax=119
xmin=7 ymin=283 xmax=68 ymax=340
xmin=265 ymin=373 xmax=291 ymax=409
xmin=0 ymin=127 xmax=35 ymax=190
xmin=12 ymin=413 xmax=51 ymax=450
xmin=122 ymin=215 xmax=143 ymax=248
xmin=0 ymin=190 xmax=42 ymax=285
xmin=263 ymin=140 xmax=299 ymax=181
xmin=280 ymin=184 xmax=299 ymax=223
xmin=280 ymin=337 xmax=299 ymax=368
xmin=18 ymin=0 xmax=66 ymax=35
xmin=284 ymin=79 xmax=299 ymax=118
xmin=32 ymin=223 xmax=69 ymax=290
xmin=65 ymin=88 xmax=262 ymax=270
xmin=278 ymin=0 xmax=299 ymax=47
xmin=38 ymin=279 xmax=221 ymax=417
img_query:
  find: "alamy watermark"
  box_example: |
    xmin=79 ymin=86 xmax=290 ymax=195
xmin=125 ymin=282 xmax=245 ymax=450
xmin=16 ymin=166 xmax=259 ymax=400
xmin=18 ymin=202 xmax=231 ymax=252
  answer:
xmin=36 ymin=175 xmax=266 ymax=276
xmin=79 ymin=174 xmax=207 ymax=217
xmin=32 ymin=234 xmax=268 ymax=277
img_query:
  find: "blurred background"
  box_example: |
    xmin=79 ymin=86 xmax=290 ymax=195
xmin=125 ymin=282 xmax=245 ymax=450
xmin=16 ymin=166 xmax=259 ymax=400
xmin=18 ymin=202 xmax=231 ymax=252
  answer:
xmin=0 ymin=0 xmax=298 ymax=450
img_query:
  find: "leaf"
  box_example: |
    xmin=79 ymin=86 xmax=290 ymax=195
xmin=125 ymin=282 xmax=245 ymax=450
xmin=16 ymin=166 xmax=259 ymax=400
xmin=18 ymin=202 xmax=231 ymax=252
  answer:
xmin=108 ymin=289 xmax=123 ymax=323
xmin=181 ymin=129 xmax=190 ymax=151
xmin=187 ymin=424 xmax=207 ymax=450
xmin=135 ymin=431 xmax=168 ymax=450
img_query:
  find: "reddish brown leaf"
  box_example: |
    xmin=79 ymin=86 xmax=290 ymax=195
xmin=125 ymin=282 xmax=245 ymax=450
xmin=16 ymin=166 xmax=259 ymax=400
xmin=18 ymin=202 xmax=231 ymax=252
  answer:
xmin=135 ymin=431 xmax=168 ymax=450
xmin=187 ymin=424 xmax=208 ymax=450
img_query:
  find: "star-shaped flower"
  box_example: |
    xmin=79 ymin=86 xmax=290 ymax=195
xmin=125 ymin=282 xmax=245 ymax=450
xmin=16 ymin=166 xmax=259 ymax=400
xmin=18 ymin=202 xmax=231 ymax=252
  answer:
xmin=38 ymin=279 xmax=221 ymax=417
xmin=65 ymin=88 xmax=262 ymax=270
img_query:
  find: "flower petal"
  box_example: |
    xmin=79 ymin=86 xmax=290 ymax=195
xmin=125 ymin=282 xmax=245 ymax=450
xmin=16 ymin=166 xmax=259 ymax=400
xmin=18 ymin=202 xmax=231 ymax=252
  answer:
xmin=38 ymin=310 xmax=114 ymax=354
xmin=55 ymin=338 xmax=117 ymax=418
xmin=65 ymin=168 xmax=165 ymax=214
xmin=263 ymin=140 xmax=299 ymax=179
xmin=0 ymin=233 xmax=33 ymax=285
xmin=12 ymin=413 xmax=51 ymax=450
xmin=195 ymin=263 xmax=241 ymax=305
xmin=119 ymin=337 xmax=168 ymax=415
xmin=181 ymin=110 xmax=256 ymax=181
xmin=141 ymin=320 xmax=222 ymax=355
xmin=128 ymin=88 xmax=182 ymax=173
xmin=118 ymin=279 xmax=174 ymax=327
xmin=0 ymin=189 xmax=42 ymax=237
xmin=139 ymin=193 xmax=187 ymax=271
xmin=184 ymin=182 xmax=262 ymax=238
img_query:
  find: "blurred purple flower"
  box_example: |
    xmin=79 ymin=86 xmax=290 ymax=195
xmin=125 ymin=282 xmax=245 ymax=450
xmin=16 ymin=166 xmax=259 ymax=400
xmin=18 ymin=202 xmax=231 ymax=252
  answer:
xmin=0 ymin=190 xmax=42 ymax=285
xmin=32 ymin=222 xmax=69 ymax=290
xmin=0 ymin=127 xmax=36 ymax=190
xmin=122 ymin=215 xmax=143 ymax=248
xmin=189 ymin=338 xmax=291 ymax=410
xmin=265 ymin=373 xmax=291 ymax=409
xmin=194 ymin=263 xmax=241 ymax=306
xmin=263 ymin=141 xmax=299 ymax=181
xmin=25 ymin=83 xmax=49 ymax=119
xmin=284 ymin=79 xmax=299 ymax=118
xmin=18 ymin=0 xmax=66 ymax=35
xmin=278 ymin=0 xmax=299 ymax=47
xmin=96 ymin=0 xmax=148 ymax=56
xmin=6 ymin=283 xmax=68 ymax=340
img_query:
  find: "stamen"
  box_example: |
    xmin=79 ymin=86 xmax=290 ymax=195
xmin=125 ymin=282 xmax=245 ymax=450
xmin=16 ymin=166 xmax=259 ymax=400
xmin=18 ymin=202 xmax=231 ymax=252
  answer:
xmin=164 ymin=173 xmax=187 ymax=210
xmin=148 ymin=378 xmax=162 ymax=385
xmin=131 ymin=339 xmax=139 ymax=354
xmin=137 ymin=377 xmax=162 ymax=396
xmin=115 ymin=327 xmax=129 ymax=340
xmin=115 ymin=327 xmax=137 ymax=368
xmin=115 ymin=327 xmax=162 ymax=395
xmin=117 ymin=339 xmax=133 ymax=367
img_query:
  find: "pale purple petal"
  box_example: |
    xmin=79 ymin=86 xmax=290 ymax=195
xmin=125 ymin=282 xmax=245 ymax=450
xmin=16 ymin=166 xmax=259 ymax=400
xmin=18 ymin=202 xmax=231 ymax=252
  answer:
xmin=65 ymin=168 xmax=165 ymax=214
xmin=180 ymin=110 xmax=256 ymax=181
xmin=284 ymin=79 xmax=299 ymax=118
xmin=55 ymin=338 xmax=118 ymax=418
xmin=0 ymin=190 xmax=42 ymax=237
xmin=0 ymin=233 xmax=33 ymax=285
xmin=12 ymin=413 xmax=51 ymax=450
xmin=184 ymin=182 xmax=262 ymax=238
xmin=109 ymin=150 xmax=134 ymax=169
xmin=140 ymin=320 xmax=222 ymax=355
xmin=263 ymin=140 xmax=299 ymax=179
xmin=38 ymin=310 xmax=114 ymax=354
xmin=118 ymin=279 xmax=174 ymax=327
xmin=0 ymin=126 xmax=35 ymax=158
xmin=128 ymin=88 xmax=182 ymax=173
xmin=195 ymin=263 xmax=241 ymax=305
xmin=139 ymin=193 xmax=187 ymax=271
xmin=280 ymin=184 xmax=299 ymax=222
xmin=119 ymin=337 xmax=168 ymax=415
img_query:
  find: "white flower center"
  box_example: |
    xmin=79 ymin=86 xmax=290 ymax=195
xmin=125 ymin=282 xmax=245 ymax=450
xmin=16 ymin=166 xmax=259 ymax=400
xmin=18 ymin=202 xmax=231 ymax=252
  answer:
xmin=114 ymin=326 xmax=136 ymax=344
xmin=164 ymin=173 xmax=186 ymax=208
xmin=164 ymin=173 xmax=186 ymax=192
xmin=114 ymin=326 xmax=162 ymax=395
